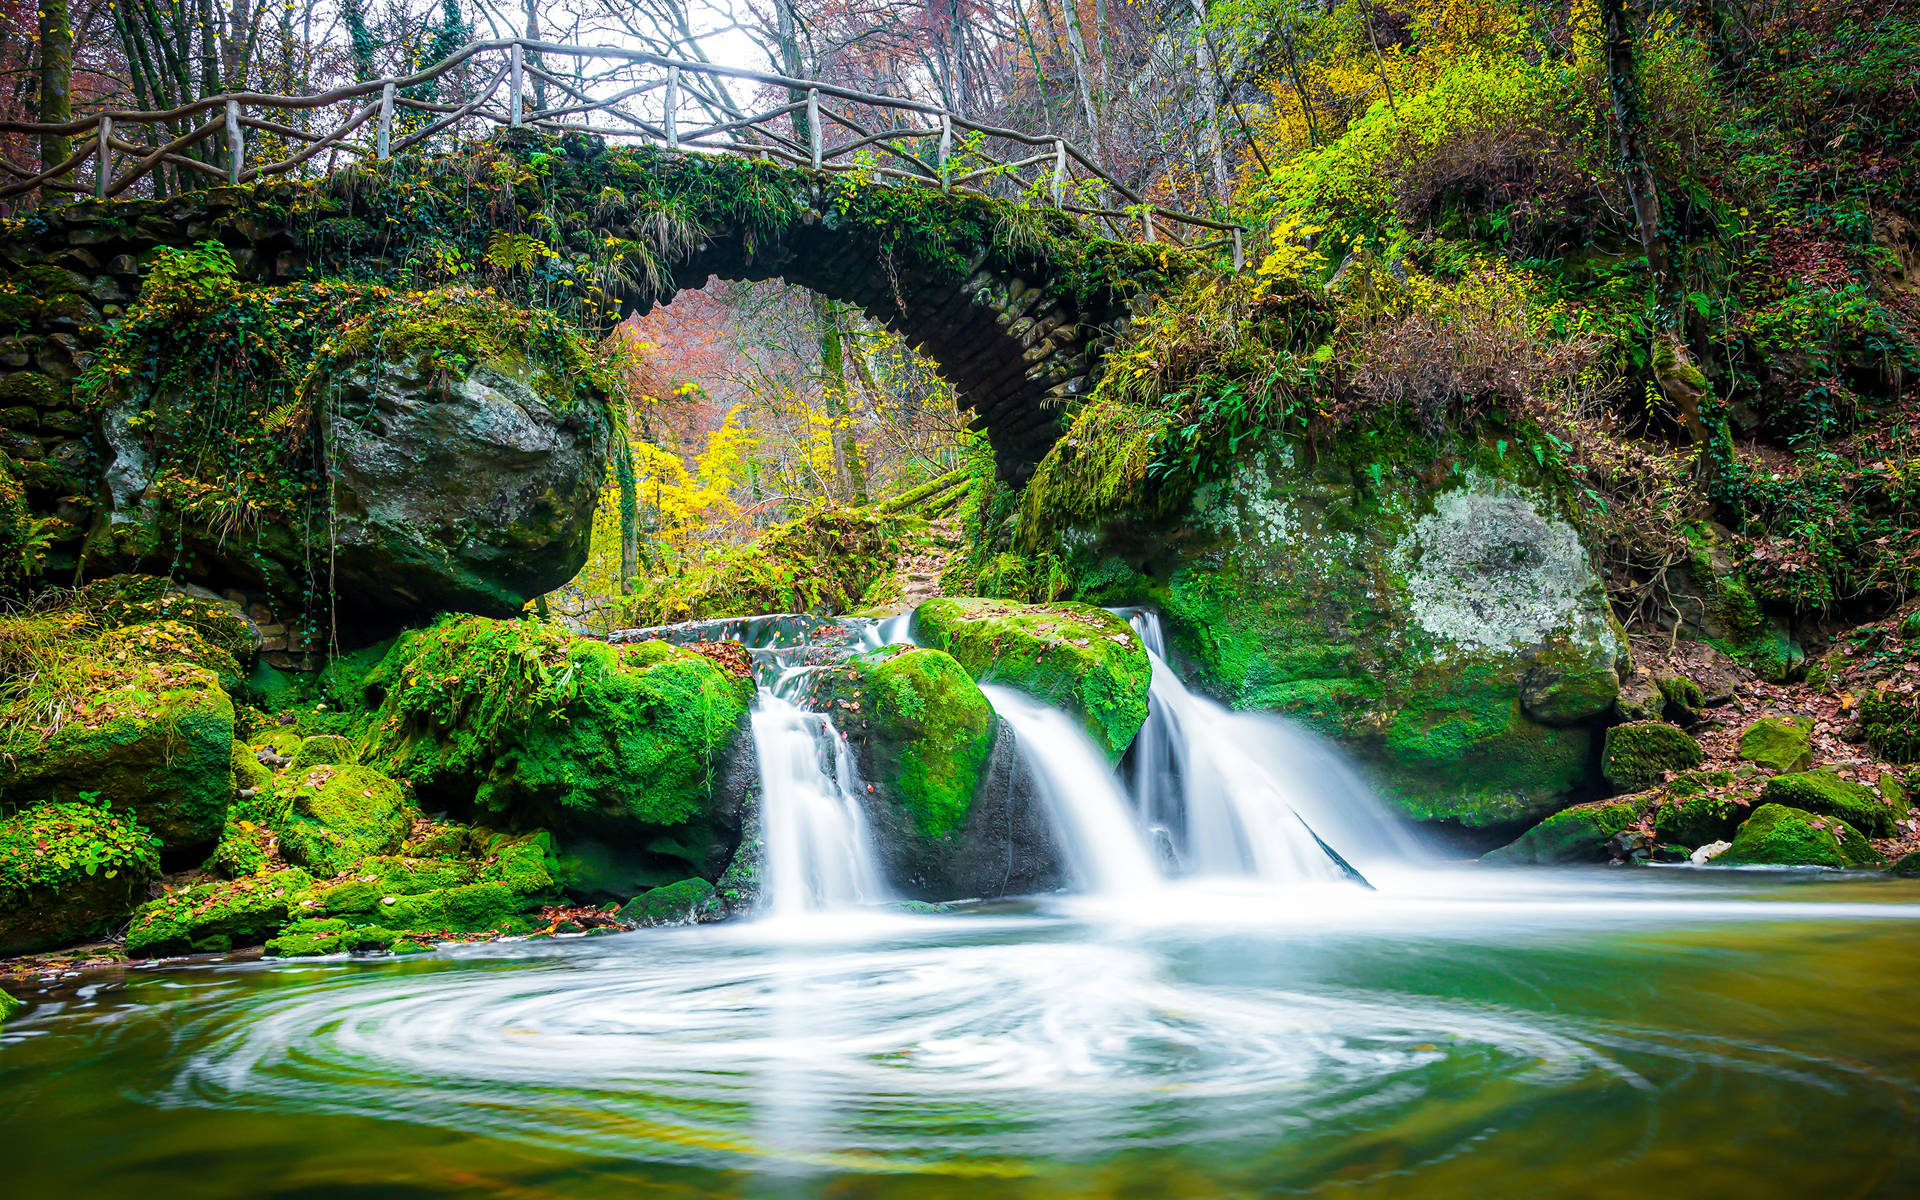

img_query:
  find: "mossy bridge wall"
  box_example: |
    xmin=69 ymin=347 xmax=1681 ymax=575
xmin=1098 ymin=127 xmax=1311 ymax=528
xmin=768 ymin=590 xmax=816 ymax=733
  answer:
xmin=2 ymin=140 xmax=1174 ymax=587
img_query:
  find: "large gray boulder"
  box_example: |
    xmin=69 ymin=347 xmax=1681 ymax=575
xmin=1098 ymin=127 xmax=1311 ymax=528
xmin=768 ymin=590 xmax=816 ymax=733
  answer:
xmin=318 ymin=354 xmax=607 ymax=629
xmin=94 ymin=347 xmax=608 ymax=638
xmin=1068 ymin=430 xmax=1626 ymax=834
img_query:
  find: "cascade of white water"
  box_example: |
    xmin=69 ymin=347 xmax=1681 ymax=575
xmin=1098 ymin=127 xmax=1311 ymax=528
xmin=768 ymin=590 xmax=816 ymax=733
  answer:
xmin=1121 ymin=609 xmax=1415 ymax=881
xmin=752 ymin=690 xmax=890 ymax=916
xmin=979 ymin=684 xmax=1161 ymax=895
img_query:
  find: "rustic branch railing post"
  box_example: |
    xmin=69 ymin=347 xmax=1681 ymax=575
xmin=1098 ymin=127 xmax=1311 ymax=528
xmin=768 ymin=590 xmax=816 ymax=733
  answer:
xmin=225 ymin=100 xmax=243 ymax=184
xmin=807 ymin=88 xmax=821 ymax=170
xmin=376 ymin=83 xmax=395 ymax=159
xmin=938 ymin=113 xmax=951 ymax=191
xmin=510 ymin=43 xmax=525 ymax=127
xmin=94 ymin=115 xmax=111 ymax=199
xmin=0 ymin=39 xmax=1234 ymax=244
xmin=665 ymin=65 xmax=679 ymax=149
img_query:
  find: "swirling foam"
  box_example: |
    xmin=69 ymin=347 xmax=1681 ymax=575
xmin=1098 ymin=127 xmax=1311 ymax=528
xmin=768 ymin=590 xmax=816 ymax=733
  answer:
xmin=151 ymin=924 xmax=1631 ymax=1171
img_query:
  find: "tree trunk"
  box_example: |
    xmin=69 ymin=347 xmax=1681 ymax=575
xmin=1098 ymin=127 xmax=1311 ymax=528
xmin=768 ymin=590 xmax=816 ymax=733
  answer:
xmin=817 ymin=295 xmax=869 ymax=504
xmin=38 ymin=0 xmax=74 ymax=205
xmin=1060 ymin=0 xmax=1103 ymax=158
xmin=611 ymin=428 xmax=643 ymax=588
xmin=1189 ymin=0 xmax=1230 ymax=206
xmin=1600 ymin=0 xmax=1710 ymax=441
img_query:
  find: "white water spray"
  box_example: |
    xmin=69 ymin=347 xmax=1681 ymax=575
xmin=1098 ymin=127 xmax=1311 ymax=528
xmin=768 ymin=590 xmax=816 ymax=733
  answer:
xmin=1123 ymin=609 xmax=1418 ymax=881
xmin=980 ymin=684 xmax=1161 ymax=894
xmin=752 ymin=692 xmax=889 ymax=917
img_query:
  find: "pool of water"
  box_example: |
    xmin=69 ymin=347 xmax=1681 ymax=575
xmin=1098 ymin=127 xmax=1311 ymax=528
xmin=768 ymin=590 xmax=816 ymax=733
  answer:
xmin=5 ymin=867 xmax=1919 ymax=1197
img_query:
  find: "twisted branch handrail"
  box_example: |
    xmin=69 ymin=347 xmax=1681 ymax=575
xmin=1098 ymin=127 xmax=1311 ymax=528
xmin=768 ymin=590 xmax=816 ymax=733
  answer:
xmin=0 ymin=38 xmax=1246 ymax=264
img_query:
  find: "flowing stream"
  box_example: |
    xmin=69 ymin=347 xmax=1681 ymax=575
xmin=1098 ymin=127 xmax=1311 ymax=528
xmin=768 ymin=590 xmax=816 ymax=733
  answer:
xmin=7 ymin=609 xmax=1919 ymax=1194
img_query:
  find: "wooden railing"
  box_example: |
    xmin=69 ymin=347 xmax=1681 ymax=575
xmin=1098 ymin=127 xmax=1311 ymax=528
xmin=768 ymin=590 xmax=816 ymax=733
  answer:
xmin=0 ymin=39 xmax=1245 ymax=264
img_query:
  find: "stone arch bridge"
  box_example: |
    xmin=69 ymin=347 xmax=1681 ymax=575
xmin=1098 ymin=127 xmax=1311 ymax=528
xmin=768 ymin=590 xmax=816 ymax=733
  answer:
xmin=2 ymin=135 xmax=1185 ymax=483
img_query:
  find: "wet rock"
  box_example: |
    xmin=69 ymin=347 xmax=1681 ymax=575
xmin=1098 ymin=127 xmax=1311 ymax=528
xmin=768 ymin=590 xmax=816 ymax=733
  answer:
xmin=1717 ymin=804 xmax=1884 ymax=869
xmin=316 ymin=353 xmax=608 ymax=632
xmin=913 ymin=596 xmax=1149 ymax=761
xmin=620 ymin=877 xmax=714 ymax=926
xmin=363 ymin=617 xmax=755 ymax=893
xmin=1602 ymin=722 xmax=1704 ymax=794
xmin=1737 ymin=716 xmax=1814 ymax=774
xmin=1483 ymin=799 xmax=1639 ymax=865
xmin=1761 ymin=770 xmax=1905 ymax=837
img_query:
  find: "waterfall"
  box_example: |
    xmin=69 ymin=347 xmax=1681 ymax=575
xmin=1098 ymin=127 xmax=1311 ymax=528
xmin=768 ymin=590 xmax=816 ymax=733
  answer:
xmin=612 ymin=614 xmax=891 ymax=917
xmin=752 ymin=691 xmax=889 ymax=917
xmin=979 ymin=684 xmax=1161 ymax=895
xmin=1121 ymin=609 xmax=1414 ymax=882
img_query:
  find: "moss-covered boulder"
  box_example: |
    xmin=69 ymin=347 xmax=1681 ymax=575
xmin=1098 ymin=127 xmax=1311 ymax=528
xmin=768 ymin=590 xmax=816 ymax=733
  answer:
xmin=275 ymin=765 xmax=411 ymax=878
xmin=912 ymin=597 xmax=1149 ymax=760
xmin=1890 ymin=850 xmax=1920 ymax=878
xmin=364 ymin=616 xmax=755 ymax=885
xmin=619 ymin=877 xmax=714 ymax=926
xmin=1483 ymin=799 xmax=1639 ymax=865
xmin=1718 ymin=804 xmax=1884 ymax=868
xmin=264 ymin=918 xmax=401 ymax=957
xmin=1737 ymin=716 xmax=1814 ymax=773
xmin=0 ymin=799 xmax=161 ymax=955
xmin=125 ymin=866 xmax=315 ymax=956
xmin=1048 ymin=434 xmax=1623 ymax=829
xmin=231 ymin=739 xmax=274 ymax=794
xmin=1648 ymin=771 xmax=1750 ymax=845
xmin=1761 ymin=770 xmax=1904 ymax=837
xmin=0 ymin=987 xmax=22 ymax=1026
xmin=286 ymin=734 xmax=356 ymax=774
xmin=1 ymin=661 xmax=235 ymax=852
xmin=312 ymin=294 xmax=613 ymax=632
xmin=379 ymin=881 xmax=538 ymax=935
xmin=812 ymin=645 xmax=1061 ymax=899
xmin=1602 ymin=722 xmax=1705 ymax=793
xmin=88 ymin=282 xmax=612 ymax=636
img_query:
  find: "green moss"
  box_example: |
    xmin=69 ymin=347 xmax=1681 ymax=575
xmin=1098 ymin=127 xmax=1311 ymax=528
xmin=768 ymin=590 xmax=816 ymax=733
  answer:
xmin=623 ymin=505 xmax=906 ymax=624
xmin=276 ymin=764 xmax=411 ymax=878
xmin=231 ymin=739 xmax=274 ymax=793
xmin=914 ymin=597 xmax=1149 ymax=760
xmin=205 ymin=820 xmax=277 ymax=878
xmin=618 ymin=877 xmax=714 ymax=926
xmin=364 ymin=616 xmax=751 ymax=875
xmin=1482 ymin=799 xmax=1639 ymax=865
xmin=380 ymin=881 xmax=536 ymax=935
xmin=1602 ymin=722 xmax=1705 ymax=793
xmin=1861 ymin=687 xmax=1920 ymax=763
xmin=0 ymin=798 xmax=162 ymax=955
xmin=1891 ymin=850 xmax=1920 ymax=878
xmin=73 ymin=575 xmax=256 ymax=663
xmin=481 ymin=831 xmax=559 ymax=894
xmin=125 ymin=866 xmax=315 ymax=956
xmin=1737 ymin=716 xmax=1814 ymax=773
xmin=287 ymin=734 xmax=357 ymax=773
xmin=1649 ymin=775 xmax=1748 ymax=845
xmin=0 ymin=988 xmax=21 ymax=1026
xmin=1 ymin=661 xmax=236 ymax=851
xmin=1761 ymin=770 xmax=1903 ymax=837
xmin=265 ymin=918 xmax=401 ymax=957
xmin=1718 ymin=804 xmax=1884 ymax=868
xmin=845 ymin=648 xmax=994 ymax=838
xmin=319 ymin=289 xmax=616 ymax=415
xmin=402 ymin=820 xmax=473 ymax=858
xmin=1655 ymin=676 xmax=1704 ymax=721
